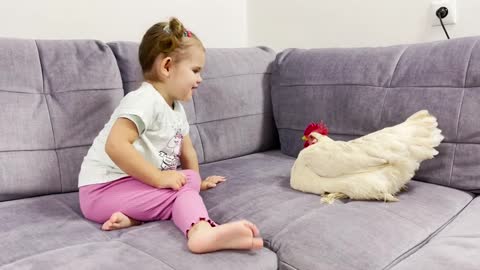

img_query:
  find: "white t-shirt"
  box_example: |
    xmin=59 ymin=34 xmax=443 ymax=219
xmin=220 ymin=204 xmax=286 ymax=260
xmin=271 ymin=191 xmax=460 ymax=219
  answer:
xmin=78 ymin=82 xmax=190 ymax=187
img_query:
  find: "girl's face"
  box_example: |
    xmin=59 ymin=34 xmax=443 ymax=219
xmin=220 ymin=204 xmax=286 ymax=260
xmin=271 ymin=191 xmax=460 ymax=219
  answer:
xmin=168 ymin=45 xmax=205 ymax=102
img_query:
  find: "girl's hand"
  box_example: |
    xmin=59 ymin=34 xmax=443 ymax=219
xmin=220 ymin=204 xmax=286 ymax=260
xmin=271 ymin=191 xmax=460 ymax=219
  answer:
xmin=156 ymin=170 xmax=186 ymax=190
xmin=201 ymin=175 xmax=226 ymax=191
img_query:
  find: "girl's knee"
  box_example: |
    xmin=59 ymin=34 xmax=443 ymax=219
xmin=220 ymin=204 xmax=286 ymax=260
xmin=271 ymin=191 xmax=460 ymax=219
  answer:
xmin=182 ymin=169 xmax=201 ymax=191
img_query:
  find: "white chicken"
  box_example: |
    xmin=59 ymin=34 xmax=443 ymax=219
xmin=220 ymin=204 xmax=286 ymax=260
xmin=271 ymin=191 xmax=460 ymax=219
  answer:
xmin=290 ymin=110 xmax=444 ymax=204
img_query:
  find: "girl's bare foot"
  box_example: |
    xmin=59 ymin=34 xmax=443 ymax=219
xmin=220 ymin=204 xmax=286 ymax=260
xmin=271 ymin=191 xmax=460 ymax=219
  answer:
xmin=187 ymin=220 xmax=264 ymax=253
xmin=101 ymin=212 xmax=142 ymax=231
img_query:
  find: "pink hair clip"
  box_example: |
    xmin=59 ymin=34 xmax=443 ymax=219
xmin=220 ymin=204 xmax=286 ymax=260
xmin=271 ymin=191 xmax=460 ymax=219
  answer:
xmin=184 ymin=30 xmax=192 ymax=37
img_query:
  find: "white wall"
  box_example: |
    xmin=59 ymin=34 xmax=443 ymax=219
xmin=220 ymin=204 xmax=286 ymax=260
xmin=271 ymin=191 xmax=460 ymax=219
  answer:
xmin=0 ymin=0 xmax=247 ymax=48
xmin=4 ymin=1 xmax=480 ymax=50
xmin=248 ymin=0 xmax=480 ymax=51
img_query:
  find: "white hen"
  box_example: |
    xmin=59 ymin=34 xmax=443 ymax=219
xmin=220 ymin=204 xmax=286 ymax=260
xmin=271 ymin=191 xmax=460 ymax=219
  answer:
xmin=290 ymin=110 xmax=444 ymax=203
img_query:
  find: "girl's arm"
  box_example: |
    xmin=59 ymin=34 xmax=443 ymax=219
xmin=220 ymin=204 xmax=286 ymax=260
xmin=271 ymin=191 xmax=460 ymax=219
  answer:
xmin=105 ymin=118 xmax=185 ymax=189
xmin=180 ymin=135 xmax=225 ymax=190
xmin=180 ymin=135 xmax=199 ymax=173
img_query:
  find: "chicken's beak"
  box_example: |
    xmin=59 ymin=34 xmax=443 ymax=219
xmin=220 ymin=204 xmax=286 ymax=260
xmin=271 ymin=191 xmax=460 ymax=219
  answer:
xmin=301 ymin=136 xmax=307 ymax=141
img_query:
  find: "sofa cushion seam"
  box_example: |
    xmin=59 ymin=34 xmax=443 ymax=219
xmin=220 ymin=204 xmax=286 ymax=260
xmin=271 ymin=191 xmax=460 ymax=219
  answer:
xmin=463 ymin=40 xmax=478 ymax=87
xmin=382 ymin=197 xmax=475 ymax=269
xmin=35 ymin=40 xmax=63 ymax=193
xmin=196 ymin=111 xmax=272 ymax=126
xmin=121 ymin=72 xmax=272 ymax=83
xmin=191 ymin=92 xmax=205 ymax=162
xmin=279 ymin=259 xmax=299 ymax=270
xmin=377 ymin=88 xmax=389 ymax=128
xmin=275 ymin=83 xmax=480 ymax=89
xmin=0 ymin=143 xmax=92 ymax=153
xmin=275 ymin=127 xmax=479 ymax=145
xmin=388 ymin=45 xmax=409 ymax=87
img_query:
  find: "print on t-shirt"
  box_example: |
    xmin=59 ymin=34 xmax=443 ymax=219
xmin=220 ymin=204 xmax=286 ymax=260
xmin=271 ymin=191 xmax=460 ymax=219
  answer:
xmin=159 ymin=128 xmax=183 ymax=170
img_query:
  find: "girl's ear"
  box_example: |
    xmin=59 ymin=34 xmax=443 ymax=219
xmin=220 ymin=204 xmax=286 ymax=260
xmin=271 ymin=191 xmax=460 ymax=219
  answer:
xmin=153 ymin=56 xmax=172 ymax=78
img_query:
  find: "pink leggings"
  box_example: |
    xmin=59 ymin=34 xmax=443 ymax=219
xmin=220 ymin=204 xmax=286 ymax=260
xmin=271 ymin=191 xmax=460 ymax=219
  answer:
xmin=79 ymin=169 xmax=216 ymax=237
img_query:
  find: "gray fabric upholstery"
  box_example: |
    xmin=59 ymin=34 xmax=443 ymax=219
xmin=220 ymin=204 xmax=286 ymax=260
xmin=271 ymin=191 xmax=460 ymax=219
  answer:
xmin=108 ymin=42 xmax=279 ymax=164
xmin=0 ymin=38 xmax=280 ymax=269
xmin=105 ymin=41 xmax=143 ymax=94
xmin=391 ymin=197 xmax=480 ymax=270
xmin=199 ymin=151 xmax=474 ymax=270
xmin=0 ymin=38 xmax=124 ymax=201
xmin=1 ymin=150 xmax=474 ymax=270
xmin=2 ymin=36 xmax=480 ymax=270
xmin=0 ymin=193 xmax=277 ymax=270
xmin=271 ymin=36 xmax=480 ymax=193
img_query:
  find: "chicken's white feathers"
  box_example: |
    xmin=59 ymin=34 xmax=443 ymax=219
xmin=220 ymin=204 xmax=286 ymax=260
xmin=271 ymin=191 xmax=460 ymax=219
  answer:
xmin=290 ymin=110 xmax=444 ymax=202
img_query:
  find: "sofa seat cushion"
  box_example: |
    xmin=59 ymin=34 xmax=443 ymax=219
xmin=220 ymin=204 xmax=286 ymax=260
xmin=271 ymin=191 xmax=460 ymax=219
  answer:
xmin=0 ymin=193 xmax=277 ymax=270
xmin=391 ymin=196 xmax=480 ymax=270
xmin=1 ymin=241 xmax=174 ymax=270
xmin=199 ymin=150 xmax=474 ymax=270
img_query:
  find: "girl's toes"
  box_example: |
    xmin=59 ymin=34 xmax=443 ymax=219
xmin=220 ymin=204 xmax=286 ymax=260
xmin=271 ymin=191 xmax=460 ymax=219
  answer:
xmin=252 ymin=238 xmax=264 ymax=249
xmin=242 ymin=220 xmax=260 ymax=237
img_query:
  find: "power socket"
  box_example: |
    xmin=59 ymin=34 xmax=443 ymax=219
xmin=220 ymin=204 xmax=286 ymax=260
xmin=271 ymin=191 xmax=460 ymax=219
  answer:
xmin=431 ymin=0 xmax=457 ymax=26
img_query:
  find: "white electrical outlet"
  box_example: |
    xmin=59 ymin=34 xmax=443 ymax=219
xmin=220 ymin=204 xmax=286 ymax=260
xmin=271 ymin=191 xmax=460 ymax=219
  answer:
xmin=431 ymin=0 xmax=457 ymax=26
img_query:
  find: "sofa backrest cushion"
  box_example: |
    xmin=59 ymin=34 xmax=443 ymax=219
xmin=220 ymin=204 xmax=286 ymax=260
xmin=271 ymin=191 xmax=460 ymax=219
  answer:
xmin=271 ymin=37 xmax=480 ymax=193
xmin=0 ymin=38 xmax=123 ymax=201
xmin=108 ymin=42 xmax=279 ymax=164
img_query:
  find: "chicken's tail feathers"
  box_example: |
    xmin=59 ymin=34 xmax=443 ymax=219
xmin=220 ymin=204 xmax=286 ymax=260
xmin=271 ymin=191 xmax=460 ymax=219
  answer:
xmin=405 ymin=110 xmax=431 ymax=122
xmin=404 ymin=110 xmax=442 ymax=139
xmin=401 ymin=110 xmax=444 ymax=160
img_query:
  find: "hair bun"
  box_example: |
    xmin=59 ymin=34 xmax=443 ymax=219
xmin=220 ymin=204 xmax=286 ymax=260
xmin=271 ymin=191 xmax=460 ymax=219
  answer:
xmin=168 ymin=17 xmax=186 ymax=39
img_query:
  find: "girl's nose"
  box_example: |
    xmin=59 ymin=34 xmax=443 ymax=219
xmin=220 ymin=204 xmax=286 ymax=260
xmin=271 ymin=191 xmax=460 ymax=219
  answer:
xmin=197 ymin=74 xmax=203 ymax=83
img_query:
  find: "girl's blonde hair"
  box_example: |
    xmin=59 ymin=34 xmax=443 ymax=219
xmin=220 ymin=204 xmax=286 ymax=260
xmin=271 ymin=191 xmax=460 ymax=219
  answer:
xmin=139 ymin=17 xmax=204 ymax=74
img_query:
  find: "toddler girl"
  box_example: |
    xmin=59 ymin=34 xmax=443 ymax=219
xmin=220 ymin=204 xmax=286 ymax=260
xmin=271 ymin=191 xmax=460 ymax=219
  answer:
xmin=78 ymin=17 xmax=263 ymax=254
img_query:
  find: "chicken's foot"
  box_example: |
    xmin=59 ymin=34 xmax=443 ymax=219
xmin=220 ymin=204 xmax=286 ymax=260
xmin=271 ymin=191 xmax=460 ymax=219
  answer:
xmin=321 ymin=192 xmax=349 ymax=204
xmin=383 ymin=193 xmax=399 ymax=202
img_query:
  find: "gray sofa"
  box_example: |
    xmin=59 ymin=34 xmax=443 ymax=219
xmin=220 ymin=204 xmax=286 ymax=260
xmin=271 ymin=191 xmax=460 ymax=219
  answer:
xmin=1 ymin=36 xmax=479 ymax=270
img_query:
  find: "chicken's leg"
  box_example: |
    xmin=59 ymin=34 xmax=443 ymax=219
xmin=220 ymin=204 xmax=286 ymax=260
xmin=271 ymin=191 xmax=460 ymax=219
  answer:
xmin=383 ymin=193 xmax=399 ymax=202
xmin=321 ymin=192 xmax=349 ymax=204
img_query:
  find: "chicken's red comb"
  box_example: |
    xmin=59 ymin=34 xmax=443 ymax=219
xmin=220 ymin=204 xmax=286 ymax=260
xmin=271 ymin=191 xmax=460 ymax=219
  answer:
xmin=304 ymin=121 xmax=329 ymax=136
